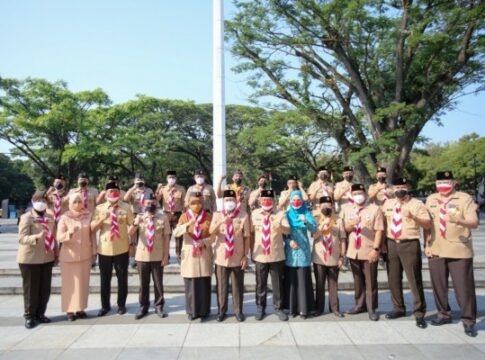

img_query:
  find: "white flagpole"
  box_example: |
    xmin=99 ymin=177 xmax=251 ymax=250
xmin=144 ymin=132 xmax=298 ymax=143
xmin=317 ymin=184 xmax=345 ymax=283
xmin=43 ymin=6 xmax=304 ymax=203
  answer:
xmin=213 ymin=0 xmax=226 ymax=210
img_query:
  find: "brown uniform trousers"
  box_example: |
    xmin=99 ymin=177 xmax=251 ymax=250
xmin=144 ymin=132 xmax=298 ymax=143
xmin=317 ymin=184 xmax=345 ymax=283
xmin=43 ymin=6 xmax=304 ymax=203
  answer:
xmin=215 ymin=265 xmax=245 ymax=315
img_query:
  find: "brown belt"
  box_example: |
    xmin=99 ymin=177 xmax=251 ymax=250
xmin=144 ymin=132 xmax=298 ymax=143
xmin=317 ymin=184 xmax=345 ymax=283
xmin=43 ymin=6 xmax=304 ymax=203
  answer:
xmin=388 ymin=238 xmax=419 ymax=244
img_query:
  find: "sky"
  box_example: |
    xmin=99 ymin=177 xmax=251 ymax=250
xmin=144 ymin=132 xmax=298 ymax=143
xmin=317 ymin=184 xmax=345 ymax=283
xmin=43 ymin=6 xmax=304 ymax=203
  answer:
xmin=0 ymin=0 xmax=484 ymax=155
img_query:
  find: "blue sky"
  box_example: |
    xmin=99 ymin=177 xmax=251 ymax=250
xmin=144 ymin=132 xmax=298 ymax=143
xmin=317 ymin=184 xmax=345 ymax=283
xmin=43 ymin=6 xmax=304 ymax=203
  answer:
xmin=0 ymin=0 xmax=483 ymax=154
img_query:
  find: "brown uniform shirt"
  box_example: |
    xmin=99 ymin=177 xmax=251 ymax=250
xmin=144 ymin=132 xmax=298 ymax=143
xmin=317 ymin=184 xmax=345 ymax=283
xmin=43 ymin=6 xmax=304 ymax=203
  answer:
xmin=426 ymin=191 xmax=477 ymax=259
xmin=173 ymin=212 xmax=213 ymax=278
xmin=251 ymin=208 xmax=289 ymax=263
xmin=135 ymin=212 xmax=171 ymax=262
xmin=17 ymin=211 xmax=56 ymax=264
xmin=128 ymin=187 xmax=154 ymax=214
xmin=368 ymin=182 xmax=394 ymax=207
xmin=67 ymin=187 xmax=99 ymax=215
xmin=158 ymin=184 xmax=186 ymax=213
xmin=46 ymin=191 xmax=70 ymax=218
xmin=312 ymin=212 xmax=346 ymax=266
xmin=185 ymin=184 xmax=217 ymax=213
xmin=383 ymin=197 xmax=430 ymax=240
xmin=341 ymin=203 xmax=385 ymax=260
xmin=94 ymin=201 xmax=133 ymax=256
xmin=334 ymin=180 xmax=354 ymax=208
xmin=308 ymin=180 xmax=334 ymax=201
xmin=57 ymin=211 xmax=96 ymax=263
xmin=221 ymin=184 xmax=250 ymax=214
xmin=210 ymin=211 xmax=250 ymax=267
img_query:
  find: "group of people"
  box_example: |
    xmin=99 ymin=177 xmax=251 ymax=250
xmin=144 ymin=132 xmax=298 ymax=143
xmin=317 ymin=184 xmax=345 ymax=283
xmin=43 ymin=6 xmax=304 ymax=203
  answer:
xmin=16 ymin=166 xmax=480 ymax=337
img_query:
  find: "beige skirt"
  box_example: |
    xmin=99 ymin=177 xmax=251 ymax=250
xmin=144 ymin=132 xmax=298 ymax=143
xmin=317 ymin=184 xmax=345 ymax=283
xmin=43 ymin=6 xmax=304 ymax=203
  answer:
xmin=60 ymin=259 xmax=91 ymax=313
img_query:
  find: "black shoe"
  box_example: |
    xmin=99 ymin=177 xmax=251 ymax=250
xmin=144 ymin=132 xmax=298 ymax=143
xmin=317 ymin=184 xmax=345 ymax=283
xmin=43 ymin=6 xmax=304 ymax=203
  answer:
xmin=216 ymin=313 xmax=226 ymax=322
xmin=236 ymin=313 xmax=246 ymax=322
xmin=385 ymin=311 xmax=406 ymax=320
xmin=464 ymin=323 xmax=477 ymax=337
xmin=333 ymin=311 xmax=344 ymax=318
xmin=416 ymin=317 xmax=427 ymax=329
xmin=313 ymin=311 xmax=322 ymax=317
xmin=346 ymin=307 xmax=367 ymax=315
xmin=187 ymin=314 xmax=194 ymax=321
xmin=97 ymin=308 xmax=110 ymax=317
xmin=25 ymin=319 xmax=36 ymax=329
xmin=430 ymin=317 xmax=452 ymax=326
xmin=155 ymin=308 xmax=168 ymax=318
xmin=37 ymin=315 xmax=51 ymax=323
xmin=368 ymin=312 xmax=379 ymax=321
xmin=255 ymin=308 xmax=265 ymax=321
xmin=117 ymin=306 xmax=127 ymax=315
xmin=135 ymin=309 xmax=148 ymax=320
xmin=276 ymin=310 xmax=288 ymax=321
xmin=67 ymin=313 xmax=76 ymax=322
xmin=300 ymin=313 xmax=307 ymax=320
xmin=76 ymin=311 xmax=88 ymax=319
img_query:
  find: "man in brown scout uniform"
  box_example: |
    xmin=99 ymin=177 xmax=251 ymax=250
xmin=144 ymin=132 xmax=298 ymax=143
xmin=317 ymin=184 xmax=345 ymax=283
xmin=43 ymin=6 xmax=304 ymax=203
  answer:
xmin=210 ymin=189 xmax=251 ymax=322
xmin=368 ymin=167 xmax=394 ymax=207
xmin=278 ymin=175 xmax=309 ymax=210
xmin=156 ymin=170 xmax=186 ymax=262
xmin=185 ymin=169 xmax=217 ymax=213
xmin=251 ymin=189 xmax=289 ymax=321
xmin=308 ymin=166 xmax=334 ymax=204
xmin=334 ymin=166 xmax=355 ymax=212
xmin=97 ymin=175 xmax=126 ymax=204
xmin=425 ymin=171 xmax=479 ymax=337
xmin=67 ymin=172 xmax=99 ymax=215
xmin=341 ymin=184 xmax=385 ymax=321
xmin=248 ymin=173 xmax=270 ymax=211
xmin=17 ymin=191 xmax=57 ymax=329
xmin=312 ymin=196 xmax=346 ymax=317
xmin=130 ymin=193 xmax=171 ymax=319
xmin=383 ymin=177 xmax=431 ymax=329
xmin=45 ymin=175 xmax=70 ymax=227
xmin=216 ymin=169 xmax=251 ymax=214
xmin=91 ymin=182 xmax=133 ymax=317
xmin=173 ymin=191 xmax=213 ymax=321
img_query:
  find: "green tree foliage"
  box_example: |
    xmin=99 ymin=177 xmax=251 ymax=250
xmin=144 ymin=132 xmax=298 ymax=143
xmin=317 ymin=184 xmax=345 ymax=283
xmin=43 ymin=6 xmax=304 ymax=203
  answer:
xmin=0 ymin=155 xmax=34 ymax=206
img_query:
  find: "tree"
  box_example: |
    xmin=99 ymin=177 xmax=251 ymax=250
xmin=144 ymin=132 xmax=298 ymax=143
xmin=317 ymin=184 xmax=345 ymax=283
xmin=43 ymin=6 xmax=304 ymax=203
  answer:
xmin=0 ymin=155 xmax=35 ymax=206
xmin=226 ymin=0 xmax=485 ymax=183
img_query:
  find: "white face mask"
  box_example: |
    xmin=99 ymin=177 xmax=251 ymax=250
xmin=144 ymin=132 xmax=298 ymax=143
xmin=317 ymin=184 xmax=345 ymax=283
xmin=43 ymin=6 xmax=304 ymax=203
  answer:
xmin=224 ymin=201 xmax=237 ymax=211
xmin=195 ymin=177 xmax=205 ymax=185
xmin=262 ymin=205 xmax=273 ymax=211
xmin=33 ymin=201 xmax=47 ymax=212
xmin=167 ymin=178 xmax=176 ymax=186
xmin=353 ymin=194 xmax=366 ymax=205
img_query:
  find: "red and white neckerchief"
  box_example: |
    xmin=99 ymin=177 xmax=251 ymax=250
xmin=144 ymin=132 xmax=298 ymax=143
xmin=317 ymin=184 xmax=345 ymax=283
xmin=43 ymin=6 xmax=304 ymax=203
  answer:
xmin=320 ymin=217 xmax=335 ymax=262
xmin=81 ymin=190 xmax=88 ymax=209
xmin=168 ymin=187 xmax=175 ymax=211
xmin=186 ymin=209 xmax=207 ymax=256
xmin=321 ymin=182 xmax=329 ymax=197
xmin=261 ymin=210 xmax=272 ymax=256
xmin=390 ymin=202 xmax=403 ymax=239
xmin=353 ymin=207 xmax=364 ymax=249
xmin=437 ymin=198 xmax=452 ymax=238
xmin=222 ymin=207 xmax=241 ymax=259
xmin=145 ymin=216 xmax=155 ymax=252
xmin=346 ymin=192 xmax=354 ymax=204
xmin=35 ymin=216 xmax=55 ymax=251
xmin=53 ymin=194 xmax=62 ymax=224
xmin=110 ymin=204 xmax=120 ymax=240
xmin=382 ymin=187 xmax=389 ymax=201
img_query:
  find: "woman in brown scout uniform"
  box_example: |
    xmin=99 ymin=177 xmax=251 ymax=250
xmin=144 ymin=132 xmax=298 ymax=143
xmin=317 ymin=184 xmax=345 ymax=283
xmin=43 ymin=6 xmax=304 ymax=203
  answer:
xmin=57 ymin=194 xmax=97 ymax=321
xmin=17 ymin=191 xmax=57 ymax=329
xmin=312 ymin=196 xmax=346 ymax=317
xmin=173 ymin=191 xmax=213 ymax=320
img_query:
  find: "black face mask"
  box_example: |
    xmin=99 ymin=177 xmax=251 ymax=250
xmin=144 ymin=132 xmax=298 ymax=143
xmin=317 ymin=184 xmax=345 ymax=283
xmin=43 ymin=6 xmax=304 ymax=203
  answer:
xmin=55 ymin=183 xmax=64 ymax=190
xmin=378 ymin=177 xmax=387 ymax=184
xmin=79 ymin=181 xmax=87 ymax=187
xmin=321 ymin=207 xmax=332 ymax=217
xmin=394 ymin=190 xmax=408 ymax=199
xmin=234 ymin=178 xmax=242 ymax=186
xmin=259 ymin=181 xmax=267 ymax=189
xmin=146 ymin=204 xmax=157 ymax=213
xmin=319 ymin=174 xmax=329 ymax=180
xmin=137 ymin=182 xmax=145 ymax=188
xmin=344 ymin=175 xmax=353 ymax=182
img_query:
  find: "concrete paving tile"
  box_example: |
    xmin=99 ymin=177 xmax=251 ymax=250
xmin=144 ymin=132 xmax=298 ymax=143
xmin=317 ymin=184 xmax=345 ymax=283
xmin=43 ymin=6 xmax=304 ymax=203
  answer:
xmin=68 ymin=324 xmax=138 ymax=349
xmin=126 ymin=324 xmax=189 ymax=347
xmin=290 ymin=321 xmax=352 ymax=346
xmin=339 ymin=321 xmax=408 ymax=345
xmin=240 ymin=323 xmax=295 ymax=347
xmin=183 ymin=323 xmax=239 ymax=347
xmin=13 ymin=325 xmax=90 ymax=350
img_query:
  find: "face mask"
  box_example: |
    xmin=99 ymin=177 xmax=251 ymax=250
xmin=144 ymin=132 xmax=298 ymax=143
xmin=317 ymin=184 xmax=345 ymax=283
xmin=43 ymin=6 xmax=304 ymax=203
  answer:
xmin=378 ymin=177 xmax=386 ymax=184
xmin=259 ymin=181 xmax=267 ymax=189
xmin=318 ymin=173 xmax=329 ymax=180
xmin=196 ymin=177 xmax=205 ymax=185
xmin=321 ymin=207 xmax=332 ymax=217
xmin=107 ymin=193 xmax=120 ymax=203
xmin=33 ymin=201 xmax=47 ymax=212
xmin=190 ymin=203 xmax=202 ymax=213
xmin=54 ymin=183 xmax=64 ymax=190
xmin=344 ymin=175 xmax=353 ymax=182
xmin=224 ymin=201 xmax=237 ymax=211
xmin=137 ymin=182 xmax=145 ymax=188
xmin=394 ymin=189 xmax=408 ymax=199
xmin=146 ymin=204 xmax=157 ymax=213
xmin=79 ymin=181 xmax=88 ymax=187
xmin=291 ymin=199 xmax=303 ymax=209
xmin=261 ymin=199 xmax=273 ymax=210
xmin=167 ymin=178 xmax=176 ymax=186
xmin=353 ymin=194 xmax=366 ymax=205
xmin=436 ymin=184 xmax=453 ymax=194
xmin=234 ymin=178 xmax=242 ymax=186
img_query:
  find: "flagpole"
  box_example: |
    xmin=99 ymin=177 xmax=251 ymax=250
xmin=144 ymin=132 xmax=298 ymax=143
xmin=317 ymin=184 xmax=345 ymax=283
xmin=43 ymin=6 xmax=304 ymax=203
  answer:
xmin=213 ymin=0 xmax=226 ymax=210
